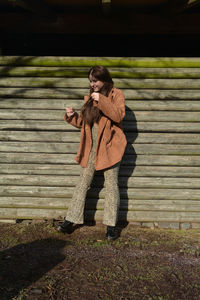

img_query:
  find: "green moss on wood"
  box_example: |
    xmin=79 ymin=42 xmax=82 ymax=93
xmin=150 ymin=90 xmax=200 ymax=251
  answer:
xmin=1 ymin=56 xmax=200 ymax=68
xmin=1 ymin=69 xmax=200 ymax=79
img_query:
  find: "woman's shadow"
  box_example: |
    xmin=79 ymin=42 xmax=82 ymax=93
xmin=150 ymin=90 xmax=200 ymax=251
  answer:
xmin=85 ymin=106 xmax=138 ymax=235
xmin=0 ymin=238 xmax=67 ymax=299
xmin=118 ymin=105 xmax=138 ymax=235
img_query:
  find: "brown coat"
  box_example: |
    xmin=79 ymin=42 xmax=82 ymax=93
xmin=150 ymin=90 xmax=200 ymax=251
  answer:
xmin=64 ymin=88 xmax=127 ymax=170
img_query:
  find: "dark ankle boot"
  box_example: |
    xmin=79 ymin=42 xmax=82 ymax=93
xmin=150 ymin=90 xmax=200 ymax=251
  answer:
xmin=106 ymin=226 xmax=117 ymax=240
xmin=57 ymin=220 xmax=73 ymax=233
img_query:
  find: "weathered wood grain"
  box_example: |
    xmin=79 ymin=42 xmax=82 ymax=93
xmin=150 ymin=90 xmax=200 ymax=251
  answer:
xmin=0 ymin=208 xmax=200 ymax=222
xmin=1 ymin=98 xmax=200 ymax=112
xmin=0 ymin=131 xmax=81 ymax=142
xmin=1 ymin=131 xmax=200 ymax=144
xmin=125 ymin=122 xmax=200 ymax=133
xmin=0 ymin=197 xmax=200 ymax=212
xmin=1 ymin=120 xmax=200 ymax=132
xmin=1 ymin=67 xmax=200 ymax=78
xmin=122 ymin=154 xmax=200 ymax=166
xmin=1 ymin=56 xmax=200 ymax=222
xmin=1 ymin=141 xmax=200 ymax=155
xmin=1 ymin=152 xmax=200 ymax=166
xmin=1 ymin=56 xmax=200 ymax=67
xmin=1 ymin=87 xmax=200 ymax=99
xmin=0 ymin=152 xmax=75 ymax=164
xmin=1 ymin=77 xmax=200 ymax=89
xmin=1 ymin=109 xmax=200 ymax=122
xmin=1 ymin=164 xmax=200 ymax=178
xmin=1 ymin=186 xmax=200 ymax=200
xmin=1 ymin=174 xmax=200 ymax=189
xmin=0 ymin=98 xmax=83 ymax=109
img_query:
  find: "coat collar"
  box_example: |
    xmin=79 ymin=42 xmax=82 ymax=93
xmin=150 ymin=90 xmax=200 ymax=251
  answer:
xmin=84 ymin=87 xmax=115 ymax=131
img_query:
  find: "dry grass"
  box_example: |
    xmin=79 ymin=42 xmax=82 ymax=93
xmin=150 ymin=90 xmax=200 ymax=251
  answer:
xmin=0 ymin=221 xmax=200 ymax=300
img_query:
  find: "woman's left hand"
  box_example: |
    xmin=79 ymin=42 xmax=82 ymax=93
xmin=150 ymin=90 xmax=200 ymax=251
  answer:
xmin=91 ymin=92 xmax=100 ymax=102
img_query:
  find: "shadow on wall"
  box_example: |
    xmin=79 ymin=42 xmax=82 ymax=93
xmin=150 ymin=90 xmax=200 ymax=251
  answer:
xmin=0 ymin=239 xmax=67 ymax=299
xmin=84 ymin=105 xmax=138 ymax=229
xmin=120 ymin=105 xmax=138 ymax=224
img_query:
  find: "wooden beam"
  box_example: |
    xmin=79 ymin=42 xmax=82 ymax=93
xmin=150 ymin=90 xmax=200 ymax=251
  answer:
xmin=8 ymin=0 xmax=57 ymax=21
xmin=188 ymin=0 xmax=200 ymax=6
xmin=184 ymin=0 xmax=200 ymax=10
xmin=165 ymin=0 xmax=189 ymax=14
xmin=167 ymin=0 xmax=200 ymax=13
xmin=1 ymin=11 xmax=200 ymax=34
xmin=101 ymin=0 xmax=111 ymax=15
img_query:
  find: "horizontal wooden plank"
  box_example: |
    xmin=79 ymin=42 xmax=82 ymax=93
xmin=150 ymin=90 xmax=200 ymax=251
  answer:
xmin=1 ymin=88 xmax=200 ymax=100
xmin=0 ymin=66 xmax=89 ymax=78
xmin=1 ymin=131 xmax=200 ymax=144
xmin=1 ymin=120 xmax=200 ymax=132
xmin=1 ymin=67 xmax=200 ymax=79
xmin=1 ymin=164 xmax=200 ymax=178
xmin=0 ymin=98 xmax=82 ymax=109
xmin=0 ymin=197 xmax=200 ymax=212
xmin=125 ymin=122 xmax=200 ymax=133
xmin=0 ymin=207 xmax=200 ymax=222
xmin=86 ymin=210 xmax=200 ymax=223
xmin=125 ymin=133 xmax=200 ymax=144
xmin=2 ymin=77 xmax=200 ymax=89
xmin=122 ymin=154 xmax=200 ymax=166
xmin=0 ymin=164 xmax=82 ymax=175
xmin=1 ymin=98 xmax=200 ymax=112
xmin=1 ymin=141 xmax=200 ymax=155
xmin=1 ymin=56 xmax=200 ymax=67
xmin=1 ymin=153 xmax=200 ymax=166
xmin=1 ymin=186 xmax=200 ymax=200
xmin=1 ymin=109 xmax=200 ymax=122
xmin=0 ymin=120 xmax=77 ymax=131
xmin=86 ymin=199 xmax=200 ymax=212
xmin=1 ymin=174 xmax=200 ymax=189
xmin=130 ymin=100 xmax=200 ymax=111
xmin=0 ymin=87 xmax=87 ymax=99
xmin=0 ymin=141 xmax=198 ymax=156
xmin=0 ymin=131 xmax=82 ymax=142
xmin=103 ymin=110 xmax=200 ymax=122
xmin=0 ymin=152 xmax=74 ymax=164
xmin=0 ymin=77 xmax=89 ymax=88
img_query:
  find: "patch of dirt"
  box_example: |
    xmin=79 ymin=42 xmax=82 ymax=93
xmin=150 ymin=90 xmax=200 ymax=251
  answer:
xmin=0 ymin=221 xmax=200 ymax=300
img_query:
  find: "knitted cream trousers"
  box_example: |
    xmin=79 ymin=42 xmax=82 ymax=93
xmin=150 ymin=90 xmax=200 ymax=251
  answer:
xmin=65 ymin=125 xmax=120 ymax=226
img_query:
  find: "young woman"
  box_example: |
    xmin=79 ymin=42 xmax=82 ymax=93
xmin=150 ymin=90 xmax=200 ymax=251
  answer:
xmin=57 ymin=66 xmax=127 ymax=240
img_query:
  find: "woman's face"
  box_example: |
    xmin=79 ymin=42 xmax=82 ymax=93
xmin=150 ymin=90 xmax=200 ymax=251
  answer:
xmin=89 ymin=75 xmax=104 ymax=92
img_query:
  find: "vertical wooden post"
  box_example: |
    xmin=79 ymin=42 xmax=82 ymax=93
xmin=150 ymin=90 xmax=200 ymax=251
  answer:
xmin=101 ymin=0 xmax=111 ymax=15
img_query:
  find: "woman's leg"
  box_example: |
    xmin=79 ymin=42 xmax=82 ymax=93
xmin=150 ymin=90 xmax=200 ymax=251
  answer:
xmin=65 ymin=152 xmax=96 ymax=224
xmin=65 ymin=126 xmax=98 ymax=224
xmin=103 ymin=163 xmax=120 ymax=227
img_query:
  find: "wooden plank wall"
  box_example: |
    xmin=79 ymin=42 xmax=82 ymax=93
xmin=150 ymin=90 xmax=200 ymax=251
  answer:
xmin=0 ymin=56 xmax=200 ymax=228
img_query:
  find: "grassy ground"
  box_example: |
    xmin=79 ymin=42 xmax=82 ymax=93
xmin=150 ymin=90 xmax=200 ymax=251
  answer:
xmin=0 ymin=221 xmax=200 ymax=300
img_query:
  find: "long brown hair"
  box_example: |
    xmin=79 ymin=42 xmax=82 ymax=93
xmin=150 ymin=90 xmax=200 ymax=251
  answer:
xmin=80 ymin=66 xmax=114 ymax=126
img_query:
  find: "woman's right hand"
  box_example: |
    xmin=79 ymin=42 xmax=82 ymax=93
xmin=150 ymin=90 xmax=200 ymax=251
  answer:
xmin=65 ymin=107 xmax=75 ymax=117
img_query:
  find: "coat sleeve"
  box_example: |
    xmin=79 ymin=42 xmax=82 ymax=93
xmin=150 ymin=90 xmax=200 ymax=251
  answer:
xmin=64 ymin=111 xmax=83 ymax=129
xmin=97 ymin=89 xmax=125 ymax=124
